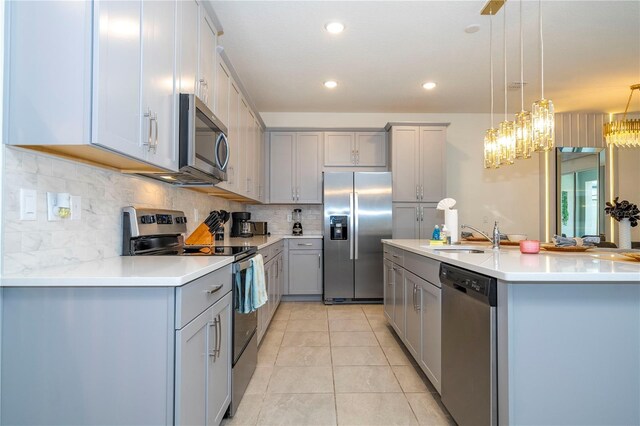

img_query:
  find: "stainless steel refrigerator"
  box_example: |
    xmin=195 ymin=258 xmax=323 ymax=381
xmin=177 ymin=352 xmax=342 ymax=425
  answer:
xmin=323 ymin=172 xmax=392 ymax=303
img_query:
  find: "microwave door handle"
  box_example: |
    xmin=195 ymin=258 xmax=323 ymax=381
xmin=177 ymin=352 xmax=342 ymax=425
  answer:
xmin=215 ymin=133 xmax=229 ymax=170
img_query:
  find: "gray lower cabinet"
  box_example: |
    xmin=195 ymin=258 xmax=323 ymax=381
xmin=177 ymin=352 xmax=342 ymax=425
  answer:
xmin=404 ymin=271 xmax=423 ymax=359
xmin=257 ymin=241 xmax=285 ymax=343
xmin=420 ymin=279 xmax=442 ymax=393
xmin=289 ymin=249 xmax=323 ymax=294
xmin=176 ymin=292 xmax=231 ymax=426
xmin=382 ymin=243 xmax=442 ymax=394
xmin=1 ymin=265 xmax=233 ymax=426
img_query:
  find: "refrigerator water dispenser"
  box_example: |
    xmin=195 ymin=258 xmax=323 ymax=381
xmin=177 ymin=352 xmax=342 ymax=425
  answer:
xmin=330 ymin=216 xmax=348 ymax=240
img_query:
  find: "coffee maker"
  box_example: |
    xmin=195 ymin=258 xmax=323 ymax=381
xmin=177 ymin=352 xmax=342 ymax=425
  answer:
xmin=292 ymin=208 xmax=303 ymax=236
xmin=231 ymin=212 xmax=254 ymax=238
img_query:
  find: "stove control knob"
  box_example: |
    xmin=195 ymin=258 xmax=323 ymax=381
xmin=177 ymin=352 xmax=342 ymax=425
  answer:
xmin=140 ymin=215 xmax=150 ymax=224
xmin=182 ymin=217 xmax=187 ymax=224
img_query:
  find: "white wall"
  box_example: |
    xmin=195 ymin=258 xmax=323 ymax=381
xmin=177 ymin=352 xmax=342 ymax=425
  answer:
xmin=261 ymin=112 xmax=541 ymax=240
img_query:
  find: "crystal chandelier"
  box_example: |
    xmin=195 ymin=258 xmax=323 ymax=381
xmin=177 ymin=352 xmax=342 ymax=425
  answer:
xmin=603 ymin=84 xmax=640 ymax=148
xmin=484 ymin=10 xmax=500 ymax=169
xmin=514 ymin=0 xmax=533 ymax=159
xmin=498 ymin=3 xmax=516 ymax=165
xmin=532 ymin=0 xmax=554 ymax=152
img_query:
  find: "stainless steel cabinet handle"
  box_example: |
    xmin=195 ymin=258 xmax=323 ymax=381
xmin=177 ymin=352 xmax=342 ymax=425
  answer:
xmin=208 ymin=319 xmax=218 ymax=360
xmin=420 ymin=207 xmax=424 ymax=222
xmin=351 ymin=150 xmax=355 ymax=164
xmin=292 ymin=188 xmax=295 ymax=202
xmin=416 ymin=185 xmax=420 ymax=200
xmin=298 ymin=243 xmax=313 ymax=246
xmin=392 ymin=254 xmax=400 ymax=258
xmin=416 ymin=207 xmax=419 ymax=222
xmin=420 ymin=185 xmax=424 ymax=200
xmin=318 ymin=254 xmax=321 ymax=269
xmin=152 ymin=112 xmax=158 ymax=153
xmin=356 ymin=150 xmax=360 ymax=164
xmin=216 ymin=314 xmax=222 ymax=357
xmin=143 ymin=109 xmax=152 ymax=150
xmin=206 ymin=284 xmax=223 ymax=294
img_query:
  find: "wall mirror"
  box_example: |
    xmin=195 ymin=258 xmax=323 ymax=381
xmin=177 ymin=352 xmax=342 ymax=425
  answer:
xmin=556 ymin=147 xmax=605 ymax=238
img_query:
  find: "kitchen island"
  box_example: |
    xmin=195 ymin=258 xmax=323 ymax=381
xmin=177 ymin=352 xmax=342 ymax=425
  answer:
xmin=382 ymin=239 xmax=640 ymax=426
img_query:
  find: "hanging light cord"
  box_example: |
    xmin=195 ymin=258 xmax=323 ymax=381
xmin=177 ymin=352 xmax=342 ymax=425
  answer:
xmin=520 ymin=0 xmax=524 ymax=110
xmin=504 ymin=4 xmax=508 ymax=121
xmin=539 ymin=0 xmax=544 ymax=99
xmin=490 ymin=12 xmax=494 ymax=127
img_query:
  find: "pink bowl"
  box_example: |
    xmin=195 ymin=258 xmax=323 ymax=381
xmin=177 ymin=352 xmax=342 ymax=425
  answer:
xmin=520 ymin=240 xmax=540 ymax=254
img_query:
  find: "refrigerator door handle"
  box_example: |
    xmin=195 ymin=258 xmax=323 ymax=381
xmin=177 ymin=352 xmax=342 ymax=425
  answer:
xmin=349 ymin=192 xmax=354 ymax=260
xmin=354 ymin=192 xmax=359 ymax=260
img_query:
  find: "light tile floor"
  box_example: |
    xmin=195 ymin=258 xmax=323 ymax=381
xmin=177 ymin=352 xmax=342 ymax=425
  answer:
xmin=223 ymin=302 xmax=455 ymax=426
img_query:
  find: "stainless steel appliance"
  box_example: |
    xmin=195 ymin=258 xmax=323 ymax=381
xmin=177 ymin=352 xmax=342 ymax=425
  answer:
xmin=231 ymin=212 xmax=254 ymax=238
xmin=323 ymin=172 xmax=392 ymax=303
xmin=440 ymin=263 xmax=498 ymax=426
xmin=137 ymin=94 xmax=229 ymax=186
xmin=292 ymin=208 xmax=303 ymax=236
xmin=121 ymin=207 xmax=258 ymax=418
xmin=250 ymin=221 xmax=268 ymax=236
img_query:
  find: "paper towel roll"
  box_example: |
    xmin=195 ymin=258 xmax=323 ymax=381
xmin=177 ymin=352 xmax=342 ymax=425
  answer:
xmin=445 ymin=209 xmax=459 ymax=243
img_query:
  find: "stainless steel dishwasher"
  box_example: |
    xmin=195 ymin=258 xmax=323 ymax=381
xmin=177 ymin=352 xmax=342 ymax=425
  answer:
xmin=440 ymin=263 xmax=498 ymax=426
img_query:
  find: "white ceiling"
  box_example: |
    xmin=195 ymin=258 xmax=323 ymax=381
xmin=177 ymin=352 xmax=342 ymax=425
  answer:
xmin=210 ymin=1 xmax=640 ymax=114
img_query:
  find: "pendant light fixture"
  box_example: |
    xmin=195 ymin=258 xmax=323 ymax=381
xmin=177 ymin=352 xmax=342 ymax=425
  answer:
xmin=497 ymin=3 xmax=516 ymax=165
xmin=531 ymin=0 xmax=555 ymax=152
xmin=514 ymin=0 xmax=533 ymax=159
xmin=484 ymin=10 xmax=500 ymax=169
xmin=603 ymin=84 xmax=640 ymax=147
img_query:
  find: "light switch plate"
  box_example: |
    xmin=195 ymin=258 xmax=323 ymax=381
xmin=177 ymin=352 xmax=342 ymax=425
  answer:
xmin=70 ymin=196 xmax=81 ymax=220
xmin=19 ymin=189 xmax=37 ymax=221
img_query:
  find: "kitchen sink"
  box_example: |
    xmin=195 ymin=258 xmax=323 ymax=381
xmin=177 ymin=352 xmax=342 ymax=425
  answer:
xmin=432 ymin=248 xmax=486 ymax=254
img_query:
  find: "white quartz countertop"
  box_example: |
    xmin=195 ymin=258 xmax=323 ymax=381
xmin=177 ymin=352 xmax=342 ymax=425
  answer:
xmin=382 ymin=239 xmax=640 ymax=283
xmin=0 ymin=234 xmax=324 ymax=287
xmin=1 ymin=256 xmax=235 ymax=287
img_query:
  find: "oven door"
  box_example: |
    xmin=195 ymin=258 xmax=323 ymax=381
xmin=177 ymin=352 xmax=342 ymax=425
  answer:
xmin=179 ymin=94 xmax=229 ymax=183
xmin=232 ymin=257 xmax=258 ymax=365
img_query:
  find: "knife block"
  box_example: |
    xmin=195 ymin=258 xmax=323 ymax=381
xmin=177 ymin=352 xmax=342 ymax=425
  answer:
xmin=185 ymin=223 xmax=214 ymax=245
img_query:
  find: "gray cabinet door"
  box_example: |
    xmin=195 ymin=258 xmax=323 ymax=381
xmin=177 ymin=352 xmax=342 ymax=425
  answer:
xmin=270 ymin=133 xmax=296 ymax=203
xmin=392 ymin=266 xmax=405 ymax=339
xmin=391 ymin=126 xmax=420 ymax=202
xmin=296 ymin=132 xmax=323 ymax=203
xmin=289 ymin=249 xmax=323 ymax=294
xmin=418 ymin=204 xmax=443 ymax=240
xmin=419 ymin=127 xmax=445 ymax=202
xmin=420 ymin=281 xmax=442 ymax=394
xmin=356 ymin=132 xmax=387 ymax=167
xmin=324 ymin=132 xmax=355 ymax=166
xmin=392 ymin=203 xmax=420 ymax=239
xmin=176 ymin=304 xmax=210 ymax=426
xmin=207 ymin=293 xmax=232 ymax=426
xmin=404 ymin=271 xmax=423 ymax=359
xmin=383 ymin=259 xmax=395 ymax=322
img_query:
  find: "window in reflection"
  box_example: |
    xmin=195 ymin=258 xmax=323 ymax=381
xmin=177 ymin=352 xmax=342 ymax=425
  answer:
xmin=557 ymin=148 xmax=605 ymax=238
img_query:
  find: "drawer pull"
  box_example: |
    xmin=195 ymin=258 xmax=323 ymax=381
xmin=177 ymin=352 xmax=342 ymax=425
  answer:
xmin=206 ymin=285 xmax=223 ymax=294
xmin=392 ymin=254 xmax=400 ymax=258
xmin=298 ymin=243 xmax=313 ymax=246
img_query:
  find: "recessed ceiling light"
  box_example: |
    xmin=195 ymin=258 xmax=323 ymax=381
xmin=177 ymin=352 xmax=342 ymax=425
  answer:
xmin=465 ymin=24 xmax=481 ymax=34
xmin=324 ymin=80 xmax=338 ymax=89
xmin=422 ymin=82 xmax=437 ymax=90
xmin=325 ymin=22 xmax=345 ymax=34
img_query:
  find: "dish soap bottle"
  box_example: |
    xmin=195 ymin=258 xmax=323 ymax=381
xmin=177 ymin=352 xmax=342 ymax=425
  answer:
xmin=432 ymin=225 xmax=440 ymax=241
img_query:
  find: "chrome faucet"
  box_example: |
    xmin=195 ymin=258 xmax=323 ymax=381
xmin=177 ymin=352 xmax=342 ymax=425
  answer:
xmin=461 ymin=222 xmax=501 ymax=249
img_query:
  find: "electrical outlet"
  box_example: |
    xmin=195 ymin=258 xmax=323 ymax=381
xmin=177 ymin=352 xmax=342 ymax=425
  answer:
xmin=19 ymin=189 xmax=37 ymax=221
xmin=287 ymin=214 xmax=292 ymax=223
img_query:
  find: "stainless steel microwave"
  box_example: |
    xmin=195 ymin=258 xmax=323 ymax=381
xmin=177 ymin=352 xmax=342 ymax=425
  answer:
xmin=177 ymin=94 xmax=229 ymax=185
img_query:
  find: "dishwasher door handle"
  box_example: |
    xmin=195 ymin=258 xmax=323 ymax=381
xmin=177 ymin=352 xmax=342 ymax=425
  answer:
xmin=453 ymin=284 xmax=467 ymax=293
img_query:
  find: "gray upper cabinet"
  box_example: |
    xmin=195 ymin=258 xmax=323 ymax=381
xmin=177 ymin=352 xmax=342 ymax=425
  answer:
xmin=390 ymin=125 xmax=446 ymax=202
xmin=5 ymin=0 xmax=180 ymax=171
xmin=392 ymin=203 xmax=441 ymax=239
xmin=269 ymin=132 xmax=322 ymax=204
xmin=324 ymin=132 xmax=386 ymax=167
xmin=215 ymin=58 xmax=231 ymax=130
xmin=198 ymin=13 xmax=217 ymax=110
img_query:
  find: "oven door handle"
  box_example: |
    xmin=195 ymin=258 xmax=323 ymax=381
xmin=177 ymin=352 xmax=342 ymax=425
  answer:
xmin=233 ymin=257 xmax=254 ymax=273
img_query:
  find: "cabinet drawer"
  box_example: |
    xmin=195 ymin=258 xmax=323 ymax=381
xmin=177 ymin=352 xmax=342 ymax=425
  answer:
xmin=258 ymin=246 xmax=273 ymax=263
xmin=384 ymin=246 xmax=404 ymax=266
xmin=175 ymin=264 xmax=233 ymax=329
xmin=272 ymin=241 xmax=285 ymax=256
xmin=403 ymin=251 xmax=440 ymax=287
xmin=289 ymin=238 xmax=322 ymax=250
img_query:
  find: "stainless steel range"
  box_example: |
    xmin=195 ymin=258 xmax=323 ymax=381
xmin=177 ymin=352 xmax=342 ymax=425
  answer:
xmin=122 ymin=206 xmax=257 ymax=418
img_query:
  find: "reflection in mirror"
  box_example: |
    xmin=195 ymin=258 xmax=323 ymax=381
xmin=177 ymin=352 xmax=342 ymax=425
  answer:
xmin=556 ymin=148 xmax=605 ymax=239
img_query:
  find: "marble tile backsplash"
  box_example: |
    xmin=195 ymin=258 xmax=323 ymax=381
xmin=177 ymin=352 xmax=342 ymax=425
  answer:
xmin=247 ymin=204 xmax=323 ymax=236
xmin=2 ymin=147 xmax=242 ymax=275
